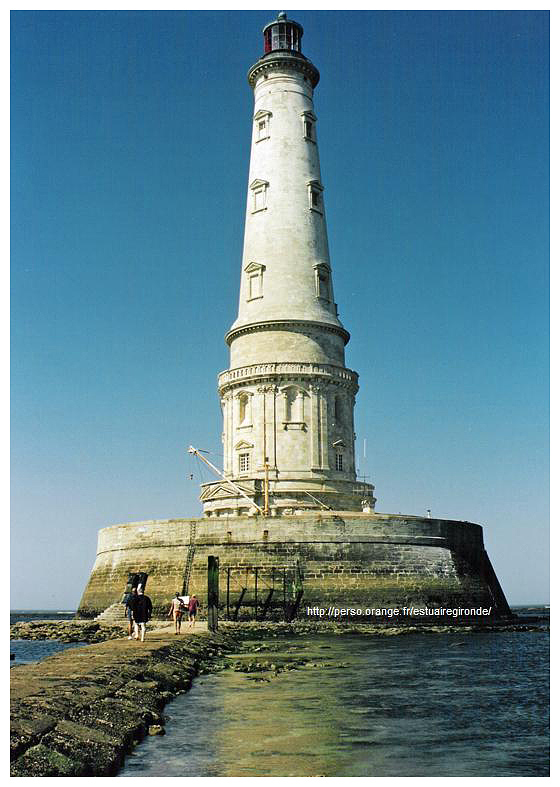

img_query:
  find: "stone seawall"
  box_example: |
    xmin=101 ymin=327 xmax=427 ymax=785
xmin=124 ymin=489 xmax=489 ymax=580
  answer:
xmin=77 ymin=513 xmax=511 ymax=619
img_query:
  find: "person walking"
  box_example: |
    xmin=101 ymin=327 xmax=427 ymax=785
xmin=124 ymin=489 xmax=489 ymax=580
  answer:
xmin=188 ymin=595 xmax=200 ymax=628
xmin=124 ymin=587 xmax=137 ymax=639
xmin=132 ymin=587 xmax=152 ymax=642
xmin=168 ymin=592 xmax=186 ymax=634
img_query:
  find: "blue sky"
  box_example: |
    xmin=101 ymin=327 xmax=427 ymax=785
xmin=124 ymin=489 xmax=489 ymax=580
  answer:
xmin=11 ymin=10 xmax=549 ymax=608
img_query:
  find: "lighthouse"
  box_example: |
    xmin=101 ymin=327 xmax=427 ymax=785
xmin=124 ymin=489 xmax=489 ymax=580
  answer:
xmin=200 ymin=13 xmax=376 ymax=517
xmin=78 ymin=13 xmax=511 ymax=621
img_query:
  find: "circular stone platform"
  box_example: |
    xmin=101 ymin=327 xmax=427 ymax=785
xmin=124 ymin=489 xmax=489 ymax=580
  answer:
xmin=77 ymin=512 xmax=510 ymax=621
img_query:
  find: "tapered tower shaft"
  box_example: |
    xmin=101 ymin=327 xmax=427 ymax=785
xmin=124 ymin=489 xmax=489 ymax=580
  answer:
xmin=200 ymin=13 xmax=375 ymax=517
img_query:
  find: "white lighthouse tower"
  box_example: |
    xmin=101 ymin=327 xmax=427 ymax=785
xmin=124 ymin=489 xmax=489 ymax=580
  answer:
xmin=200 ymin=12 xmax=376 ymax=516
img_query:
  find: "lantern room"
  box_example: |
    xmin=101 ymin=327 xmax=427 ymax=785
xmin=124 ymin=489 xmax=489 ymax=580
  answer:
xmin=263 ymin=12 xmax=303 ymax=54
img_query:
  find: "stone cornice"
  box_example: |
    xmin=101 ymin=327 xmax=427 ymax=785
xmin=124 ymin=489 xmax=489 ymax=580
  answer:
xmin=218 ymin=361 xmax=359 ymax=395
xmin=225 ymin=319 xmax=350 ymax=347
xmin=248 ymin=52 xmax=320 ymax=89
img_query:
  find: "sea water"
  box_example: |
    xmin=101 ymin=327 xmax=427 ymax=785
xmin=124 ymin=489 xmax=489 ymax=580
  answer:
xmin=118 ymin=620 xmax=549 ymax=778
xmin=10 ymin=611 xmax=81 ymax=666
xmin=10 ymin=610 xmax=549 ymax=776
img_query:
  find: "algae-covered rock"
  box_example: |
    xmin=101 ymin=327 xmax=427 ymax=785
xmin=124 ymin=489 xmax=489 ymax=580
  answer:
xmin=10 ymin=711 xmax=58 ymax=761
xmin=40 ymin=720 xmax=124 ymax=776
xmin=10 ymin=621 xmax=126 ymax=643
xmin=10 ymin=743 xmax=87 ymax=777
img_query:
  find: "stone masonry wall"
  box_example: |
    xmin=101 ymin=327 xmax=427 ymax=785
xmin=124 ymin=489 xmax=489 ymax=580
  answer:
xmin=77 ymin=513 xmax=509 ymax=619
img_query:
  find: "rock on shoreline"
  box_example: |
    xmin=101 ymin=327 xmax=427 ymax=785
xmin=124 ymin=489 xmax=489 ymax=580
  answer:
xmin=220 ymin=620 xmax=548 ymax=638
xmin=10 ymin=620 xmax=128 ymax=644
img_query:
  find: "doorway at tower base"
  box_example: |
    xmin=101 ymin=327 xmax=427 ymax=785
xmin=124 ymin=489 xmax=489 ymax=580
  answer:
xmin=77 ymin=513 xmax=511 ymax=620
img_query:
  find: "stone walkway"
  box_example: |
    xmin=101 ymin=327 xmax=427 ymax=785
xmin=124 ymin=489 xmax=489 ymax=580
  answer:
xmin=10 ymin=621 xmax=236 ymax=776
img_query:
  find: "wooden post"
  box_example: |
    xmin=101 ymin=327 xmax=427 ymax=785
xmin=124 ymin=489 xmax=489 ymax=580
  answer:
xmin=207 ymin=556 xmax=219 ymax=632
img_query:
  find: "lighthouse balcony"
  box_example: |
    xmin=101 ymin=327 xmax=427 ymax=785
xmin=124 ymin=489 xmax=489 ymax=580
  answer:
xmin=218 ymin=361 xmax=358 ymax=391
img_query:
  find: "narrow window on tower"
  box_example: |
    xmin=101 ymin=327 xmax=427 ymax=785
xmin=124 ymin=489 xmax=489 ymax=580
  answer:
xmin=244 ymin=262 xmax=265 ymax=301
xmin=314 ymin=263 xmax=332 ymax=302
xmin=254 ymin=110 xmax=272 ymax=142
xmin=249 ymin=274 xmax=259 ymax=299
xmin=235 ymin=440 xmax=253 ymax=473
xmin=250 ymin=179 xmax=269 ymax=213
xmin=307 ymin=180 xmax=323 ymax=214
xmin=255 ymin=189 xmax=265 ymax=211
xmin=333 ymin=439 xmax=346 ymax=471
xmin=302 ymin=111 xmax=316 ymax=142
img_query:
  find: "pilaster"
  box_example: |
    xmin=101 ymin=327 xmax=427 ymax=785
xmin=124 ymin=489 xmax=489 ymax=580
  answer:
xmin=319 ymin=385 xmax=330 ymax=470
xmin=256 ymin=385 xmax=277 ymax=470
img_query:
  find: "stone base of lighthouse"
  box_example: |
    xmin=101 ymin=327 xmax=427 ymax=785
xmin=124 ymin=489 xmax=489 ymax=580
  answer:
xmin=77 ymin=513 xmax=511 ymax=620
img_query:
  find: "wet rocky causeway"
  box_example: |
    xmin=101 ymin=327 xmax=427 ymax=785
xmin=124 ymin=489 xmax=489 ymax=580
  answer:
xmin=10 ymin=624 xmax=240 ymax=777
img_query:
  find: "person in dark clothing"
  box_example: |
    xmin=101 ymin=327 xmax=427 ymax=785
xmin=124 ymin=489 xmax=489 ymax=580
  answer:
xmin=132 ymin=587 xmax=152 ymax=642
xmin=124 ymin=587 xmax=137 ymax=639
xmin=188 ymin=595 xmax=200 ymax=628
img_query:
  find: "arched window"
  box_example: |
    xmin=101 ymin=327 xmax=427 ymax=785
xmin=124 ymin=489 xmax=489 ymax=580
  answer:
xmin=285 ymin=387 xmax=298 ymax=421
xmin=281 ymin=386 xmax=307 ymax=429
xmin=238 ymin=392 xmax=252 ymax=426
xmin=239 ymin=394 xmax=248 ymax=424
